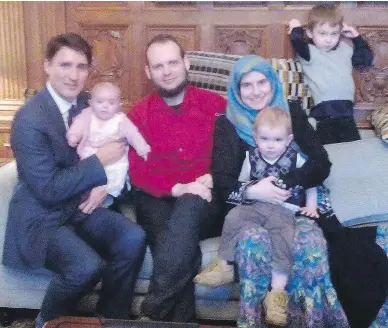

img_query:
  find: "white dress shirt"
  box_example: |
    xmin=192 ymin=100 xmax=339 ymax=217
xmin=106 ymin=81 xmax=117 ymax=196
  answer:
xmin=46 ymin=82 xmax=77 ymax=130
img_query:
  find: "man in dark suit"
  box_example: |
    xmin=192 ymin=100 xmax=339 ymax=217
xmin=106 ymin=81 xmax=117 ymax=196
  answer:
xmin=2 ymin=33 xmax=146 ymax=328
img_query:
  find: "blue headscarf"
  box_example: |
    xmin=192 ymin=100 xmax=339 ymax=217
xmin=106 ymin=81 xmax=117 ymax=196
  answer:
xmin=226 ymin=55 xmax=289 ymax=147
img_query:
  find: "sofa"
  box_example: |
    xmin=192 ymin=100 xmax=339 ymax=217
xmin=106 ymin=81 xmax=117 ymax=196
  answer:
xmin=1 ymin=52 xmax=388 ymax=326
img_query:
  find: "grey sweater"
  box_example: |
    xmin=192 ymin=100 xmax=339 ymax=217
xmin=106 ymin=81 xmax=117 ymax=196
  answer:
xmin=299 ymin=40 xmax=354 ymax=105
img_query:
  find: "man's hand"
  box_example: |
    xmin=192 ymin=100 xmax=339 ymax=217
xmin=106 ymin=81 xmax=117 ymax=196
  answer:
xmin=96 ymin=140 xmax=126 ymax=166
xmin=288 ymin=18 xmax=302 ymax=34
xmin=137 ymin=145 xmax=151 ymax=161
xmin=171 ymin=182 xmax=212 ymax=202
xmin=79 ymin=185 xmax=108 ymax=214
xmin=341 ymin=23 xmax=359 ymax=38
xmin=196 ymin=173 xmax=213 ymax=189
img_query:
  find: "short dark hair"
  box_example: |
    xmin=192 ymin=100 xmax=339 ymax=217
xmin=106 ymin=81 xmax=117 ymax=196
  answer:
xmin=46 ymin=33 xmax=93 ymax=65
xmin=145 ymin=34 xmax=185 ymax=62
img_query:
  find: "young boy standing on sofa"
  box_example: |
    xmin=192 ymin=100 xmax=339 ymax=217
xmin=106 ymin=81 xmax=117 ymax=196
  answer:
xmin=288 ymin=4 xmax=374 ymax=145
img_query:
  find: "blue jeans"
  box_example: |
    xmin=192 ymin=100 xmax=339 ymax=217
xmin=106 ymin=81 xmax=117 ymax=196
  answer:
xmin=39 ymin=207 xmax=146 ymax=322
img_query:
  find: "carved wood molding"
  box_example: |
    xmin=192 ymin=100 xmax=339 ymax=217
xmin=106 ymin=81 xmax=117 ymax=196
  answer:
xmin=82 ymin=28 xmax=127 ymax=89
xmin=356 ymin=28 xmax=388 ymax=105
xmin=0 ymin=100 xmax=23 ymax=116
xmin=215 ymin=27 xmax=265 ymax=55
xmin=146 ymin=27 xmax=199 ymax=51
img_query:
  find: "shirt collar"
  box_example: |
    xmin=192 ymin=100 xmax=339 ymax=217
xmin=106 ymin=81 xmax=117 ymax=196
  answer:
xmin=46 ymin=82 xmax=77 ymax=115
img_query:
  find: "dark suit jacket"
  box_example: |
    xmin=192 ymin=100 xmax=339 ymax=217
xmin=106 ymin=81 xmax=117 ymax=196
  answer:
xmin=2 ymin=87 xmax=107 ymax=270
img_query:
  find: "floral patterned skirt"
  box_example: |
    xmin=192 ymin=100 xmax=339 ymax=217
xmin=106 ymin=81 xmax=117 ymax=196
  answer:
xmin=235 ymin=217 xmax=388 ymax=328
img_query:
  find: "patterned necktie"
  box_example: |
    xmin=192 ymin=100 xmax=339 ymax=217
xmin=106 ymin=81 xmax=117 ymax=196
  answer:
xmin=68 ymin=104 xmax=78 ymax=127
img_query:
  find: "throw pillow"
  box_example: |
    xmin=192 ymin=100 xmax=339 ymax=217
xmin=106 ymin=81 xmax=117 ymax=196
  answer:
xmin=324 ymin=137 xmax=388 ymax=227
xmin=372 ymin=105 xmax=388 ymax=144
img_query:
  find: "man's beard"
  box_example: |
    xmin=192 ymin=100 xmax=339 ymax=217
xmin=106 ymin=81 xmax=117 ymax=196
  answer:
xmin=155 ymin=71 xmax=189 ymax=98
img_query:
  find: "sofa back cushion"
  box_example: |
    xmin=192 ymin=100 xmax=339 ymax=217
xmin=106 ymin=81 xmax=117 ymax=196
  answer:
xmin=372 ymin=105 xmax=388 ymax=145
xmin=324 ymin=137 xmax=388 ymax=227
xmin=186 ymin=51 xmax=313 ymax=111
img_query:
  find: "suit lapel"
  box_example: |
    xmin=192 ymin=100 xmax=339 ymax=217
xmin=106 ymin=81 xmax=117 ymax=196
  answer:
xmin=40 ymin=87 xmax=68 ymax=137
xmin=39 ymin=87 xmax=81 ymax=165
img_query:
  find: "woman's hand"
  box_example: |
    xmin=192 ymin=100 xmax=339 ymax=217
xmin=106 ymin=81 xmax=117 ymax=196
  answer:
xmin=245 ymin=176 xmax=291 ymax=203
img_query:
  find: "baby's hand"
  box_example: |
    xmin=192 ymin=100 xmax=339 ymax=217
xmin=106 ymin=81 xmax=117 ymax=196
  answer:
xmin=288 ymin=19 xmax=302 ymax=34
xmin=196 ymin=173 xmax=213 ymax=189
xmin=67 ymin=136 xmax=78 ymax=148
xmin=138 ymin=146 xmax=151 ymax=161
xmin=68 ymin=140 xmax=77 ymax=148
xmin=341 ymin=23 xmax=359 ymax=38
xmin=299 ymin=206 xmax=319 ymax=219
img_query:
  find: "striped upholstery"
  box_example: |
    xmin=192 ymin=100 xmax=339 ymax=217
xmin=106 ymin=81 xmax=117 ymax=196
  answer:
xmin=186 ymin=51 xmax=313 ymax=111
xmin=372 ymin=105 xmax=388 ymax=143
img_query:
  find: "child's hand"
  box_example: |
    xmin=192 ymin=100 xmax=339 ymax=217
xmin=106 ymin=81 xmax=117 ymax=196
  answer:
xmin=68 ymin=139 xmax=78 ymax=148
xmin=196 ymin=173 xmax=213 ymax=189
xmin=138 ymin=146 xmax=151 ymax=161
xmin=288 ymin=19 xmax=302 ymax=34
xmin=300 ymin=206 xmax=319 ymax=219
xmin=67 ymin=135 xmax=78 ymax=148
xmin=341 ymin=23 xmax=359 ymax=38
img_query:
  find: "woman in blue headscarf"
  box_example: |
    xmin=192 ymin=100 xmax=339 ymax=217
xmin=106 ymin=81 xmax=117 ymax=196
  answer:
xmin=195 ymin=55 xmax=350 ymax=327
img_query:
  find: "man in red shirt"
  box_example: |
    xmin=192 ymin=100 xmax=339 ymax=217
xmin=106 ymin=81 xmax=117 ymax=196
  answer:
xmin=126 ymin=34 xmax=227 ymax=322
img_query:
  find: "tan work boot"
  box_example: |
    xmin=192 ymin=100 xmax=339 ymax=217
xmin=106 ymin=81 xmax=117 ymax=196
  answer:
xmin=194 ymin=258 xmax=234 ymax=287
xmin=263 ymin=289 xmax=289 ymax=326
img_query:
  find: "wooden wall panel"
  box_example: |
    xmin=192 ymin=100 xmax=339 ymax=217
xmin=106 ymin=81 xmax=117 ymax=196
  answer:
xmin=215 ymin=26 xmax=267 ymax=56
xmin=146 ymin=26 xmax=199 ymax=51
xmin=0 ymin=2 xmax=26 ymax=100
xmin=0 ymin=2 xmax=26 ymax=158
xmin=2 ymin=1 xmax=388 ymax=158
xmin=23 ymin=2 xmax=66 ymax=90
xmin=82 ymin=26 xmax=132 ymax=104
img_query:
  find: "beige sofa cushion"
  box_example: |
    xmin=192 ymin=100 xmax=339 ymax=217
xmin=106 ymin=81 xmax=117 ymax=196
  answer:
xmin=324 ymin=137 xmax=388 ymax=227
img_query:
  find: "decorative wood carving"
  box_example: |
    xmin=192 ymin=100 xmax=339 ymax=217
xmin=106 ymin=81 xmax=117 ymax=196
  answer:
xmin=3 ymin=0 xmax=388 ymax=154
xmin=146 ymin=27 xmax=198 ymax=52
xmin=215 ymin=27 xmax=266 ymax=56
xmin=355 ymin=28 xmax=388 ymax=105
xmin=82 ymin=28 xmax=127 ymax=89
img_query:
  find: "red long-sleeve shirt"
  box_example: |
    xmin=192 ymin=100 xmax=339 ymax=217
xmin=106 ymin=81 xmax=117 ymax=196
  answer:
xmin=127 ymin=85 xmax=227 ymax=197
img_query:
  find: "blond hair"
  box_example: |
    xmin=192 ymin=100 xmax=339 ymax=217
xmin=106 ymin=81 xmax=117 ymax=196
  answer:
xmin=307 ymin=4 xmax=343 ymax=31
xmin=90 ymin=82 xmax=121 ymax=98
xmin=254 ymin=107 xmax=292 ymax=135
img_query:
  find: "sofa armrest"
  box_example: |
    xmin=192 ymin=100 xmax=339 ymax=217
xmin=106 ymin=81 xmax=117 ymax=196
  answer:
xmin=0 ymin=161 xmax=17 ymax=229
